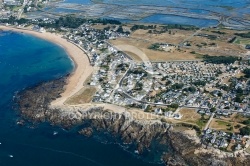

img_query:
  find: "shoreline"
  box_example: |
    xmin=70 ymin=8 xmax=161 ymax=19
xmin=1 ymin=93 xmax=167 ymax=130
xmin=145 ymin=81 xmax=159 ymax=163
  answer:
xmin=0 ymin=25 xmax=93 ymax=106
xmin=7 ymin=25 xmax=250 ymax=165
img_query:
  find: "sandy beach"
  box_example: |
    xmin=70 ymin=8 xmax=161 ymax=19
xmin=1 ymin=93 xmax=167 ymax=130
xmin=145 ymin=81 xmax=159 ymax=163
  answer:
xmin=0 ymin=26 xmax=93 ymax=106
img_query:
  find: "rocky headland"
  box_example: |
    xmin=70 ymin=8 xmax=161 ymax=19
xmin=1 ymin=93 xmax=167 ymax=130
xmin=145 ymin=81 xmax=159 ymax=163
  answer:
xmin=16 ymin=78 xmax=250 ymax=166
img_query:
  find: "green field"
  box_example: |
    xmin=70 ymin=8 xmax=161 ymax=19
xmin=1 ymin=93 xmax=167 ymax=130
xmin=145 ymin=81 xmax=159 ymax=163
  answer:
xmin=234 ymin=38 xmax=250 ymax=45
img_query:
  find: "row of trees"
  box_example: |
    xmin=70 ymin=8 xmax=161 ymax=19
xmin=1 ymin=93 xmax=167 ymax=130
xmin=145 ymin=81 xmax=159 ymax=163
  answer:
xmin=0 ymin=15 xmax=121 ymax=29
xmin=161 ymin=24 xmax=198 ymax=31
xmin=0 ymin=16 xmax=29 ymax=25
xmin=130 ymin=24 xmax=156 ymax=31
xmin=203 ymin=55 xmax=238 ymax=64
xmin=130 ymin=24 xmax=198 ymax=32
xmin=39 ymin=16 xmax=121 ymax=29
xmin=235 ymin=32 xmax=250 ymax=38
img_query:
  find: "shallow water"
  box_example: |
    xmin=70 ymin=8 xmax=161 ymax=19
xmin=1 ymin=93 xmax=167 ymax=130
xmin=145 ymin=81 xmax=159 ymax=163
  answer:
xmin=62 ymin=0 xmax=249 ymax=27
xmin=139 ymin=14 xmax=219 ymax=27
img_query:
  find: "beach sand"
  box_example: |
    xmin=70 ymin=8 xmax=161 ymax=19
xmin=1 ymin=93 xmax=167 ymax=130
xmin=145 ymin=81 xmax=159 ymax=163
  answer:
xmin=0 ymin=26 xmax=94 ymax=106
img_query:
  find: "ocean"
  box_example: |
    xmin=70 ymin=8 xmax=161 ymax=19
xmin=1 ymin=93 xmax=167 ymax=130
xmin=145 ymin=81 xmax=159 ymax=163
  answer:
xmin=0 ymin=31 xmax=162 ymax=166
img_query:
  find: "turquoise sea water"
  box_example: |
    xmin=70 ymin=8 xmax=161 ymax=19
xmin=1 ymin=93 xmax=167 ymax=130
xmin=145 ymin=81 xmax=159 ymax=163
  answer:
xmin=0 ymin=31 xmax=163 ymax=166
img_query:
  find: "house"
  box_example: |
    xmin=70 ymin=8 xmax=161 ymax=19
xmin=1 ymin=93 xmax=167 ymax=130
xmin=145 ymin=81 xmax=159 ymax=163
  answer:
xmin=142 ymin=104 xmax=148 ymax=110
xmin=32 ymin=25 xmax=46 ymax=33
xmin=205 ymin=128 xmax=212 ymax=134
xmin=235 ymin=144 xmax=241 ymax=151
xmin=165 ymin=111 xmax=173 ymax=118
xmin=154 ymin=108 xmax=163 ymax=115
xmin=173 ymin=113 xmax=182 ymax=119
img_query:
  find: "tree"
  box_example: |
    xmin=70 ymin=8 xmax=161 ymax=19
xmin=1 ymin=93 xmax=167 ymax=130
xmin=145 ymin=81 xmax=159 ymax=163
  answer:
xmin=145 ymin=105 xmax=151 ymax=112
xmin=116 ymin=26 xmax=124 ymax=33
xmin=169 ymin=103 xmax=179 ymax=109
xmin=235 ymin=94 xmax=243 ymax=103
xmin=235 ymin=124 xmax=241 ymax=129
xmin=240 ymin=126 xmax=250 ymax=135
xmin=210 ymin=107 xmax=216 ymax=112
xmin=243 ymin=119 xmax=250 ymax=125
xmin=203 ymin=55 xmax=238 ymax=64
xmin=236 ymin=88 xmax=243 ymax=94
xmin=171 ymin=83 xmax=184 ymax=90
xmin=243 ymin=68 xmax=250 ymax=78
xmin=235 ymin=32 xmax=250 ymax=38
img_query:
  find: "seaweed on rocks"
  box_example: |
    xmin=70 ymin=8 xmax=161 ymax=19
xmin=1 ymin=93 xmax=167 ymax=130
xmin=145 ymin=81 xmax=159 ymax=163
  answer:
xmin=16 ymin=77 xmax=67 ymax=123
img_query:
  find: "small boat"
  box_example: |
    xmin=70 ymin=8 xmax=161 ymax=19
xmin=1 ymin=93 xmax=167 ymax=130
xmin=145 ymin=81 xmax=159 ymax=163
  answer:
xmin=53 ymin=131 xmax=58 ymax=135
xmin=9 ymin=155 xmax=13 ymax=158
xmin=134 ymin=150 xmax=139 ymax=154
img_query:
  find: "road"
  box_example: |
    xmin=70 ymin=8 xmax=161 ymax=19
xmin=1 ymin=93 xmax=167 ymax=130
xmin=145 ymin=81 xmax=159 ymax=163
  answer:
xmin=204 ymin=113 xmax=215 ymax=130
xmin=178 ymin=27 xmax=205 ymax=47
xmin=107 ymin=62 xmax=132 ymax=102
xmin=17 ymin=0 xmax=28 ymax=19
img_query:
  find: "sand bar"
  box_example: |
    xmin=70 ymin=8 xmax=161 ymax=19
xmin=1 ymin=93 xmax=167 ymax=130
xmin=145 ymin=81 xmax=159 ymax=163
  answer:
xmin=0 ymin=26 xmax=93 ymax=106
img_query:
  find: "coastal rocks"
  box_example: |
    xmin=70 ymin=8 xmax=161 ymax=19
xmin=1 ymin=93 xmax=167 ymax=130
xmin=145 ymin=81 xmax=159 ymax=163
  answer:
xmin=163 ymin=130 xmax=250 ymax=166
xmin=79 ymin=127 xmax=93 ymax=137
xmin=81 ymin=110 xmax=171 ymax=154
xmin=16 ymin=77 xmax=67 ymax=122
xmin=16 ymin=79 xmax=250 ymax=166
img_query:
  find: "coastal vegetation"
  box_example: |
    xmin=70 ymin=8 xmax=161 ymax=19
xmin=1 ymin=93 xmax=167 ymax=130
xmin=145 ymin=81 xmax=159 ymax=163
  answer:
xmin=211 ymin=30 xmax=227 ymax=35
xmin=38 ymin=15 xmax=121 ymax=29
xmin=243 ymin=68 xmax=250 ymax=78
xmin=203 ymin=55 xmax=238 ymax=64
xmin=148 ymin=43 xmax=161 ymax=50
xmin=130 ymin=24 xmax=156 ymax=31
xmin=240 ymin=126 xmax=250 ymax=135
xmin=0 ymin=15 xmax=121 ymax=30
xmin=228 ymin=36 xmax=237 ymax=43
xmin=160 ymin=24 xmax=198 ymax=31
xmin=66 ymin=87 xmax=96 ymax=104
xmin=130 ymin=24 xmax=198 ymax=32
xmin=235 ymin=32 xmax=250 ymax=38
xmin=0 ymin=16 xmax=29 ymax=25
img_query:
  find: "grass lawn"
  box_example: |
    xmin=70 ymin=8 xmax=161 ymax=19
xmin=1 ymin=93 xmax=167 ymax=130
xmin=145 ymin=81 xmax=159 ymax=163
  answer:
xmin=234 ymin=38 xmax=250 ymax=45
xmin=177 ymin=108 xmax=209 ymax=129
xmin=66 ymin=87 xmax=96 ymax=105
xmin=210 ymin=119 xmax=234 ymax=133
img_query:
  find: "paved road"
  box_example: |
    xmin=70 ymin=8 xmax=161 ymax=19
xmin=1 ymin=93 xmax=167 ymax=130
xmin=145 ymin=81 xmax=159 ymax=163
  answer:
xmin=107 ymin=63 xmax=132 ymax=102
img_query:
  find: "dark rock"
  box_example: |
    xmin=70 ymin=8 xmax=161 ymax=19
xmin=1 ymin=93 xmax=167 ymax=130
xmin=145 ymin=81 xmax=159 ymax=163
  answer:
xmin=79 ymin=127 xmax=93 ymax=137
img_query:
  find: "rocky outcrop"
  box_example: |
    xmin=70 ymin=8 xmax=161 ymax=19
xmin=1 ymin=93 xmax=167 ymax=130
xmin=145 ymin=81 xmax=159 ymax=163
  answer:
xmin=16 ymin=77 xmax=67 ymax=122
xmin=79 ymin=127 xmax=93 ymax=137
xmin=16 ymin=78 xmax=250 ymax=165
